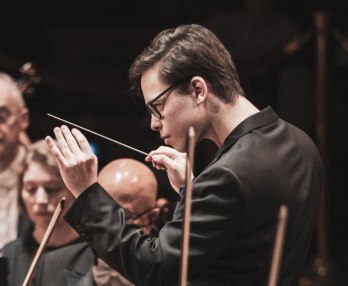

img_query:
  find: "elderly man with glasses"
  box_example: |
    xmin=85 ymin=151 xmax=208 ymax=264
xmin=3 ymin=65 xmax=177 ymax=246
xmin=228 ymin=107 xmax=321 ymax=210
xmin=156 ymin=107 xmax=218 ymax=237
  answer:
xmin=0 ymin=72 xmax=30 ymax=250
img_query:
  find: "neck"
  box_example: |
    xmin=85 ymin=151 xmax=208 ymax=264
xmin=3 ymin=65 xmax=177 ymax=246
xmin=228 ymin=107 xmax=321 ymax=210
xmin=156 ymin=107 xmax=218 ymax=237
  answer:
xmin=0 ymin=145 xmax=20 ymax=173
xmin=33 ymin=220 xmax=79 ymax=247
xmin=205 ymin=96 xmax=259 ymax=147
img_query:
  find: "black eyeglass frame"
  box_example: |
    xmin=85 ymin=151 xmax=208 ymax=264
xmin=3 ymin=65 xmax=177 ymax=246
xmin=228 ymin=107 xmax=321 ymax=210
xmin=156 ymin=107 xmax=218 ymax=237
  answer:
xmin=125 ymin=201 xmax=171 ymax=228
xmin=126 ymin=206 xmax=156 ymax=222
xmin=125 ymin=206 xmax=158 ymax=228
xmin=146 ymin=79 xmax=189 ymax=119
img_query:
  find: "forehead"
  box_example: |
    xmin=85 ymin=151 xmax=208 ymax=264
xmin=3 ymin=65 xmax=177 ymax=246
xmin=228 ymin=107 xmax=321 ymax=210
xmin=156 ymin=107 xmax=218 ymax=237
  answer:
xmin=0 ymin=86 xmax=12 ymax=106
xmin=141 ymin=66 xmax=168 ymax=103
xmin=23 ymin=161 xmax=61 ymax=183
xmin=0 ymin=81 xmax=18 ymax=109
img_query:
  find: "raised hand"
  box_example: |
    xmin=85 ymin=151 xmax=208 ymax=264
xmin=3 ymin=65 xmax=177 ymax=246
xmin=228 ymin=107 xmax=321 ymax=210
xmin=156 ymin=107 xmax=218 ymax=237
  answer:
xmin=45 ymin=125 xmax=98 ymax=197
xmin=145 ymin=146 xmax=193 ymax=193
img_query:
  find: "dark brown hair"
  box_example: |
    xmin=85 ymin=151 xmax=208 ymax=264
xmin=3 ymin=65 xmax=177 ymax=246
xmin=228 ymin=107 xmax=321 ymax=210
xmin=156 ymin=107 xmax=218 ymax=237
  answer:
xmin=129 ymin=24 xmax=245 ymax=103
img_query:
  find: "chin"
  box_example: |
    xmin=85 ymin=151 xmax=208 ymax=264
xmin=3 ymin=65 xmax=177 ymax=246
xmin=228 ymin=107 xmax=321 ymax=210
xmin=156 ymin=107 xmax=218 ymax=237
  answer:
xmin=35 ymin=215 xmax=52 ymax=225
xmin=172 ymin=143 xmax=186 ymax=152
xmin=166 ymin=137 xmax=186 ymax=152
xmin=36 ymin=221 xmax=51 ymax=229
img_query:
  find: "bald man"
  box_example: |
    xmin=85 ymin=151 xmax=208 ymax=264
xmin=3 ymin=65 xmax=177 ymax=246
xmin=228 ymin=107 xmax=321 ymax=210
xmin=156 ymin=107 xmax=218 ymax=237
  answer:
xmin=98 ymin=158 xmax=158 ymax=235
xmin=33 ymin=158 xmax=168 ymax=286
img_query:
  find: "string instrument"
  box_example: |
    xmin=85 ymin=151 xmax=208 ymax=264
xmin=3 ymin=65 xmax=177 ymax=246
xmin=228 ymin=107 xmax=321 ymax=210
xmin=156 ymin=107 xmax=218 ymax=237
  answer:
xmin=17 ymin=62 xmax=41 ymax=96
xmin=17 ymin=62 xmax=41 ymax=148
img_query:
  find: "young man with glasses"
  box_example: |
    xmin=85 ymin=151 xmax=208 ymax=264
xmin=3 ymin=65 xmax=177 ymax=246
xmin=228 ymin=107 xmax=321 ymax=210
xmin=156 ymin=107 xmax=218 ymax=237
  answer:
xmin=0 ymin=73 xmax=30 ymax=249
xmin=46 ymin=24 xmax=323 ymax=286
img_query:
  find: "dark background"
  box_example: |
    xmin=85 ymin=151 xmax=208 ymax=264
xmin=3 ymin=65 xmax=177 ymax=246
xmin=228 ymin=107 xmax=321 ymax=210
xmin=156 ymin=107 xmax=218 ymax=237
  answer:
xmin=0 ymin=0 xmax=347 ymax=285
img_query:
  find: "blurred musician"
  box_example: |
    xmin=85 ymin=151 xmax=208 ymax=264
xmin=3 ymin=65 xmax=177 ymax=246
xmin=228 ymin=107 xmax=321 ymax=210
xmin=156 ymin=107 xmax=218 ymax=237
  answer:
xmin=1 ymin=140 xmax=79 ymax=286
xmin=33 ymin=158 xmax=169 ymax=286
xmin=0 ymin=72 xmax=31 ymax=249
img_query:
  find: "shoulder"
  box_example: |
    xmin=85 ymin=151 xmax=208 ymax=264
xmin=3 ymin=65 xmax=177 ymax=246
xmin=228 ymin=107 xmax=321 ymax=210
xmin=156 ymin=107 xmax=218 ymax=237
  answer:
xmin=1 ymin=237 xmax=25 ymax=257
xmin=193 ymin=164 xmax=244 ymax=207
xmin=38 ymin=241 xmax=96 ymax=274
xmin=35 ymin=242 xmax=95 ymax=285
xmin=43 ymin=241 xmax=93 ymax=264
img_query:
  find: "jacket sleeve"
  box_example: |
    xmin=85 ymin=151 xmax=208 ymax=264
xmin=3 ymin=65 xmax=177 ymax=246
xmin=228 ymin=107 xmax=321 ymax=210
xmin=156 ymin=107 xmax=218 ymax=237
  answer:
xmin=64 ymin=165 xmax=244 ymax=286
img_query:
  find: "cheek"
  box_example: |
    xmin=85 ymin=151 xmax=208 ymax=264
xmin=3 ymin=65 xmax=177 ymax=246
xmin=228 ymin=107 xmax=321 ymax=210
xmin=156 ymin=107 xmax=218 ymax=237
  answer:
xmin=21 ymin=193 xmax=33 ymax=210
xmin=21 ymin=194 xmax=35 ymax=219
xmin=5 ymin=122 xmax=21 ymax=136
xmin=163 ymin=118 xmax=189 ymax=149
xmin=165 ymin=98 xmax=196 ymax=127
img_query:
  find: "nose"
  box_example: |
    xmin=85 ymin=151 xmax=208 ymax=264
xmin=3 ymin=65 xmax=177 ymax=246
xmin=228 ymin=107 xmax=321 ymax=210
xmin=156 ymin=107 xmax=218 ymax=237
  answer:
xmin=150 ymin=114 xmax=162 ymax=131
xmin=34 ymin=186 xmax=49 ymax=204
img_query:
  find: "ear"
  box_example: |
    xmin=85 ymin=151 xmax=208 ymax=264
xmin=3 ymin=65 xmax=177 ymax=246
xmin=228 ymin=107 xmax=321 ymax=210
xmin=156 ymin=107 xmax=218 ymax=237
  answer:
xmin=17 ymin=108 xmax=30 ymax=131
xmin=149 ymin=207 xmax=160 ymax=222
xmin=190 ymin=76 xmax=208 ymax=104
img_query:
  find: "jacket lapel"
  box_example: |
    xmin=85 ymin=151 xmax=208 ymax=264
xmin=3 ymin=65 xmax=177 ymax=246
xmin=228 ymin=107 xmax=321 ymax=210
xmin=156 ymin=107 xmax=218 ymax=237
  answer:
xmin=207 ymin=106 xmax=278 ymax=168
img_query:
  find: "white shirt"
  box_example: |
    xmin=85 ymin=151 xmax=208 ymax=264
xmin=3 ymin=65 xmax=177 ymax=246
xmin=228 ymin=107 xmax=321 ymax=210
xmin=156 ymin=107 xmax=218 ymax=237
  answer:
xmin=0 ymin=146 xmax=26 ymax=249
xmin=92 ymin=258 xmax=134 ymax=286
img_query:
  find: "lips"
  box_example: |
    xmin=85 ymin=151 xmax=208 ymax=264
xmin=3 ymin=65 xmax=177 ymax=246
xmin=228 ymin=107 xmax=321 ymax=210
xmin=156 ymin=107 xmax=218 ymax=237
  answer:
xmin=34 ymin=212 xmax=53 ymax=217
xmin=161 ymin=136 xmax=170 ymax=144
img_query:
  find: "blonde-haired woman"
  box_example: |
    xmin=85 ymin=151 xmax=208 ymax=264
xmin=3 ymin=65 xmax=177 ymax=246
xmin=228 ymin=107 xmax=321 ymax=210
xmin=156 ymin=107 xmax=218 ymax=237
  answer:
xmin=1 ymin=140 xmax=83 ymax=286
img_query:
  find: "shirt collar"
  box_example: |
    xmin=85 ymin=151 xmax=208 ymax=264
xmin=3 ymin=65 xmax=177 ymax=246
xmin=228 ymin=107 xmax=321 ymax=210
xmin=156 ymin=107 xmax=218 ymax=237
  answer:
xmin=209 ymin=106 xmax=279 ymax=166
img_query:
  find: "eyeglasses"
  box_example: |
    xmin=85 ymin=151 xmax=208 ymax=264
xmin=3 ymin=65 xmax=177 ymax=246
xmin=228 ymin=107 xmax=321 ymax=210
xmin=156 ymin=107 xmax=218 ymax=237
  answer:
xmin=125 ymin=202 xmax=171 ymax=228
xmin=126 ymin=206 xmax=158 ymax=227
xmin=146 ymin=80 xmax=186 ymax=119
xmin=0 ymin=106 xmax=22 ymax=124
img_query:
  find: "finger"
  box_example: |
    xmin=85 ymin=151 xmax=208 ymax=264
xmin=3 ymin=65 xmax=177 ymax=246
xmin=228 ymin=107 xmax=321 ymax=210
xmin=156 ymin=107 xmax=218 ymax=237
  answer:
xmin=61 ymin=125 xmax=81 ymax=154
xmin=150 ymin=159 xmax=165 ymax=170
xmin=71 ymin=128 xmax=94 ymax=155
xmin=153 ymin=163 xmax=166 ymax=171
xmin=150 ymin=146 xmax=181 ymax=158
xmin=149 ymin=146 xmax=174 ymax=155
xmin=148 ymin=154 xmax=165 ymax=169
xmin=54 ymin=127 xmax=73 ymax=159
xmin=151 ymin=159 xmax=159 ymax=169
xmin=45 ymin=136 xmax=68 ymax=166
xmin=152 ymin=154 xmax=177 ymax=171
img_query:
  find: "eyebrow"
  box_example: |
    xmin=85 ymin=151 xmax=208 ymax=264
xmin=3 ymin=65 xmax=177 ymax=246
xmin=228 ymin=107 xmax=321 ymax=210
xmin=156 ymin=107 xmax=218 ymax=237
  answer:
xmin=22 ymin=180 xmax=63 ymax=186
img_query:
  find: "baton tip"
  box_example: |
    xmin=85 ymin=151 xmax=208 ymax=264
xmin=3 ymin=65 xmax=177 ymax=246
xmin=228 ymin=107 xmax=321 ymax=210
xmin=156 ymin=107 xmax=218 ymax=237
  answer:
xmin=60 ymin=197 xmax=66 ymax=209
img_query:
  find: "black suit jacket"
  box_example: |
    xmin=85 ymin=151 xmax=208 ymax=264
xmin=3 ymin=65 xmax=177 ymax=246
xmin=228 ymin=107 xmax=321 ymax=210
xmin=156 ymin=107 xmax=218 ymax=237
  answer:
xmin=32 ymin=242 xmax=96 ymax=286
xmin=65 ymin=107 xmax=322 ymax=286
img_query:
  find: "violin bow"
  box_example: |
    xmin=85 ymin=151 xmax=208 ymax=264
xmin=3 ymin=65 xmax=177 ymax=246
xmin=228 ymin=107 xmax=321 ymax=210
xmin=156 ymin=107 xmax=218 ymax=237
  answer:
xmin=268 ymin=205 xmax=288 ymax=286
xmin=179 ymin=127 xmax=195 ymax=286
xmin=22 ymin=198 xmax=65 ymax=286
